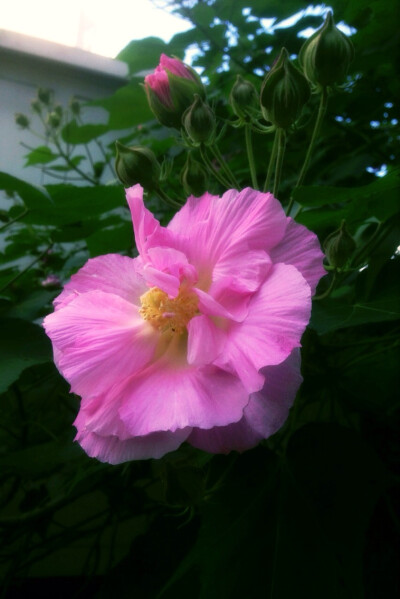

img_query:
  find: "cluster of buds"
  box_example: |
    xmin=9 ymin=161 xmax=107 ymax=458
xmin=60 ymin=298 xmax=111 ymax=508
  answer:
xmin=116 ymin=11 xmax=354 ymax=194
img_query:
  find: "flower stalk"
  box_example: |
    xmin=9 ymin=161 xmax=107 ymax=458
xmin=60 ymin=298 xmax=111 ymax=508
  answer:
xmin=245 ymin=124 xmax=258 ymax=189
xmin=273 ymin=129 xmax=287 ymax=199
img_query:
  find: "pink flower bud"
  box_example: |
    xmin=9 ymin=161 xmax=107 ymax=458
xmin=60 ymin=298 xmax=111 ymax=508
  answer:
xmin=144 ymin=54 xmax=205 ymax=129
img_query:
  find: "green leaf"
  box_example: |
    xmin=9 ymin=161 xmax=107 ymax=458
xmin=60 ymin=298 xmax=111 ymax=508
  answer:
xmin=15 ymin=184 xmax=126 ymax=226
xmin=0 ymin=171 xmax=53 ymax=212
xmin=86 ymin=222 xmax=133 ymax=256
xmin=311 ymin=295 xmax=400 ymax=334
xmin=61 ymin=119 xmax=109 ymax=144
xmin=24 ymin=146 xmax=59 ymax=166
xmin=293 ymin=170 xmax=400 ymax=222
xmin=117 ymin=37 xmax=169 ymax=76
xmin=0 ymin=318 xmax=52 ymax=392
xmin=90 ymin=81 xmax=153 ymax=130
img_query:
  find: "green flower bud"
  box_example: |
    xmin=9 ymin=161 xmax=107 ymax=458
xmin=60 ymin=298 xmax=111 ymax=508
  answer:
xmin=31 ymin=99 xmax=42 ymax=114
xmin=37 ymin=88 xmax=52 ymax=105
xmin=299 ymin=11 xmax=355 ymax=88
xmin=69 ymin=97 xmax=81 ymax=116
xmin=15 ymin=113 xmax=30 ymax=129
xmin=115 ymin=141 xmax=161 ymax=190
xmin=183 ymin=95 xmax=216 ymax=145
xmin=229 ymin=75 xmax=260 ymax=121
xmin=181 ymin=152 xmax=209 ymax=197
xmin=260 ymin=48 xmax=310 ymax=130
xmin=46 ymin=112 xmax=61 ymax=129
xmin=323 ymin=220 xmax=356 ymax=268
xmin=53 ymin=104 xmax=63 ymax=118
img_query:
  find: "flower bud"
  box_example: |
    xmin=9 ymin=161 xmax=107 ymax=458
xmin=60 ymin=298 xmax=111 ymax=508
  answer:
xmin=181 ymin=152 xmax=209 ymax=197
xmin=144 ymin=54 xmax=205 ymax=129
xmin=260 ymin=48 xmax=310 ymax=130
xmin=31 ymin=99 xmax=42 ymax=114
xmin=15 ymin=113 xmax=30 ymax=129
xmin=37 ymin=88 xmax=52 ymax=105
xmin=46 ymin=112 xmax=61 ymax=129
xmin=323 ymin=220 xmax=356 ymax=268
xmin=299 ymin=11 xmax=354 ymax=88
xmin=69 ymin=97 xmax=81 ymax=116
xmin=115 ymin=141 xmax=161 ymax=190
xmin=183 ymin=95 xmax=216 ymax=145
xmin=53 ymin=104 xmax=63 ymax=118
xmin=229 ymin=75 xmax=260 ymax=121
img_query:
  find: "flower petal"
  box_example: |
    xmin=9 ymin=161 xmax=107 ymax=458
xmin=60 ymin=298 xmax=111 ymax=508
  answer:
xmin=215 ymin=263 xmax=311 ymax=390
xmin=54 ymin=254 xmax=146 ymax=310
xmin=76 ymin=429 xmax=191 ymax=464
xmin=118 ymin=361 xmax=249 ymax=436
xmin=167 ymin=188 xmax=287 ymax=273
xmin=187 ymin=314 xmax=225 ymax=366
xmin=269 ymin=217 xmax=326 ymax=294
xmin=188 ymin=349 xmax=302 ymax=454
xmin=44 ymin=290 xmax=158 ymax=398
xmin=144 ymin=246 xmax=198 ymax=297
xmin=125 ymin=185 xmax=175 ymax=260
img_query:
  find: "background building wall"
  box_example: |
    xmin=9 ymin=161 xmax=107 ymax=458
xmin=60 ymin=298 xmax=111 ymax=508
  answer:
xmin=0 ymin=29 xmax=128 ymax=186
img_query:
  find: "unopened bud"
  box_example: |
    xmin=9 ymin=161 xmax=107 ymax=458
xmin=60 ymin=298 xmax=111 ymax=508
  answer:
xmin=260 ymin=48 xmax=310 ymax=130
xmin=37 ymin=88 xmax=52 ymax=105
xmin=47 ymin=112 xmax=61 ymax=129
xmin=31 ymin=99 xmax=42 ymax=114
xmin=229 ymin=75 xmax=260 ymax=121
xmin=69 ymin=97 xmax=81 ymax=116
xmin=144 ymin=54 xmax=205 ymax=129
xmin=53 ymin=104 xmax=63 ymax=118
xmin=115 ymin=141 xmax=161 ymax=190
xmin=15 ymin=113 xmax=30 ymax=129
xmin=323 ymin=220 xmax=356 ymax=268
xmin=299 ymin=11 xmax=354 ymax=88
xmin=181 ymin=152 xmax=209 ymax=197
xmin=183 ymin=95 xmax=216 ymax=145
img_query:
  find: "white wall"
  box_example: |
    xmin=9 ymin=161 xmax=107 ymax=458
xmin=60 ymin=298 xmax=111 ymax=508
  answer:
xmin=0 ymin=29 xmax=129 ymax=187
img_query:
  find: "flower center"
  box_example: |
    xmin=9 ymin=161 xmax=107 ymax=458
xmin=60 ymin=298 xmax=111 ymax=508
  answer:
xmin=139 ymin=286 xmax=199 ymax=335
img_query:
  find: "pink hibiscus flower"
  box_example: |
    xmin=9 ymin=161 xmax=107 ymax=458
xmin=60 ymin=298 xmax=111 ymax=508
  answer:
xmin=43 ymin=186 xmax=325 ymax=464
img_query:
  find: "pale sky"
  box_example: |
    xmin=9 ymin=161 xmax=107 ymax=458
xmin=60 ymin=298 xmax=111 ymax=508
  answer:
xmin=1 ymin=0 xmax=192 ymax=57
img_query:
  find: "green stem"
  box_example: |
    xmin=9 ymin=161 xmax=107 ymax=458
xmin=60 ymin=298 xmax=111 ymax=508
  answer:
xmin=210 ymin=144 xmax=240 ymax=188
xmin=156 ymin=188 xmax=182 ymax=209
xmin=0 ymin=209 xmax=28 ymax=232
xmin=263 ymin=129 xmax=278 ymax=192
xmin=244 ymin=125 xmax=258 ymax=189
xmin=0 ymin=243 xmax=53 ymax=293
xmin=199 ymin=145 xmax=231 ymax=188
xmin=50 ymin=133 xmax=97 ymax=185
xmin=287 ymin=86 xmax=328 ymax=216
xmin=351 ymin=222 xmax=388 ymax=267
xmin=273 ymin=129 xmax=286 ymax=199
xmin=313 ymin=271 xmax=337 ymax=301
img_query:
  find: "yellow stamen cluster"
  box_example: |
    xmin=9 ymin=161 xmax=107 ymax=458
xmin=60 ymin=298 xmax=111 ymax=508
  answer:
xmin=139 ymin=286 xmax=199 ymax=335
